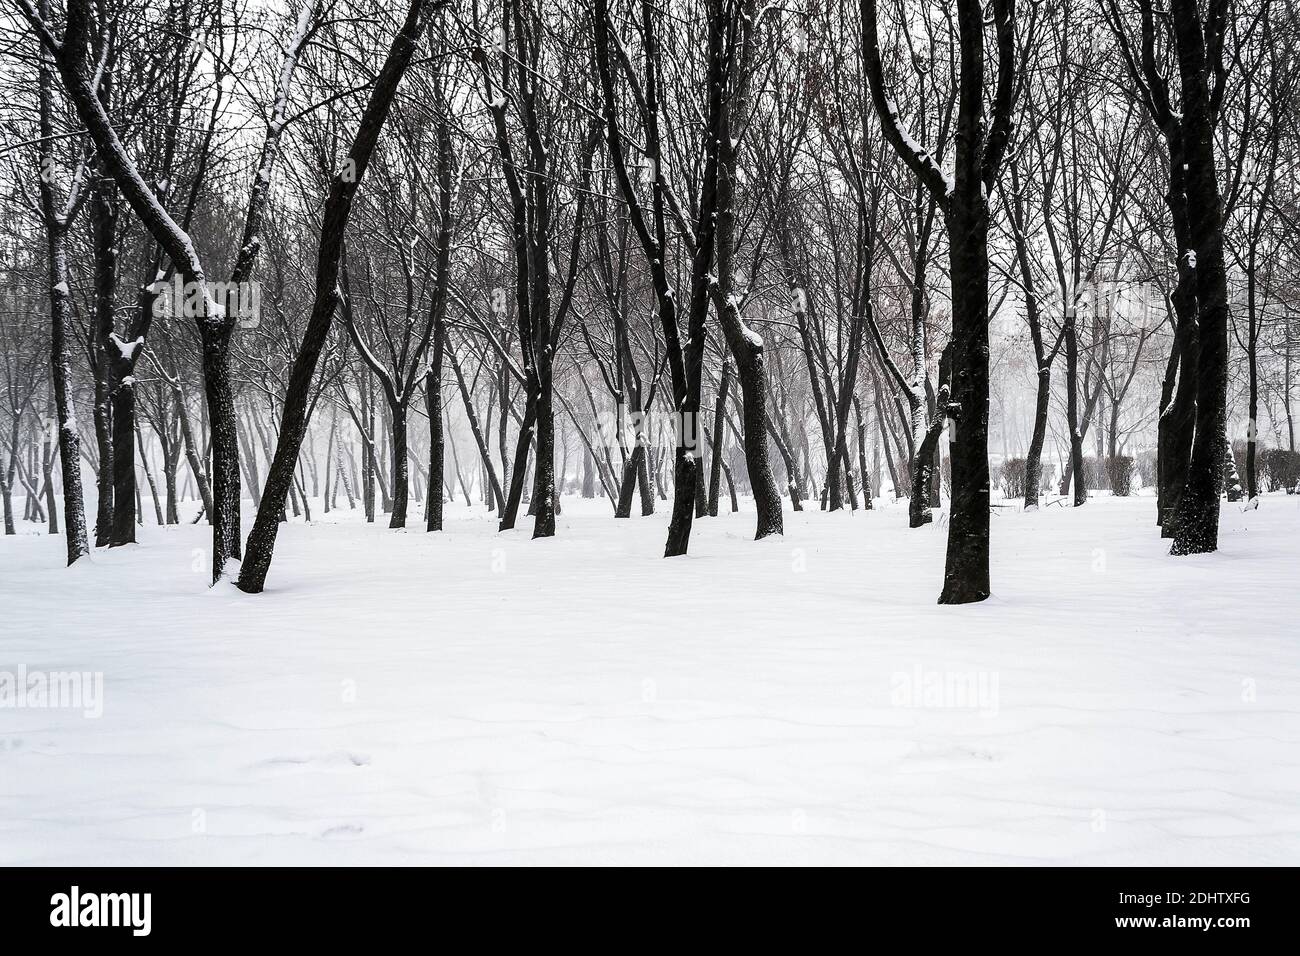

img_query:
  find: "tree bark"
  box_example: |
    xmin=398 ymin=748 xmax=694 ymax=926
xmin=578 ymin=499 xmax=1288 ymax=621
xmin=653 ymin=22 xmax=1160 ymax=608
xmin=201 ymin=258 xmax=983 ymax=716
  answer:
xmin=237 ymin=0 xmax=434 ymax=592
xmin=707 ymin=362 xmax=730 ymax=517
xmin=1168 ymin=0 xmax=1229 ymax=556
xmin=425 ymin=354 xmax=445 ymax=532
xmin=388 ymin=403 xmax=409 ymax=528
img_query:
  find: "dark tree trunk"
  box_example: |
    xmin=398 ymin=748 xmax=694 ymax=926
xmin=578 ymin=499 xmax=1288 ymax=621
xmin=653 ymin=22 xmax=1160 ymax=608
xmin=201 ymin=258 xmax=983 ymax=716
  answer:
xmin=637 ymin=445 xmax=654 ymax=515
xmin=863 ymin=2 xmax=1014 ymax=603
xmin=1245 ymin=253 xmax=1258 ymax=500
xmin=910 ymin=350 xmax=954 ymax=528
xmin=694 ymin=444 xmax=708 ymax=519
xmin=425 ymin=362 xmax=444 ymax=532
xmin=136 ymin=424 xmax=164 ymax=526
xmin=1158 ymin=272 xmax=1198 ymax=535
xmin=175 ymin=388 xmax=215 ymax=522
xmin=733 ymin=340 xmax=784 ymax=536
xmin=499 ymin=396 xmax=536 ymax=531
xmin=388 ymin=402 xmax=408 ymax=528
xmin=854 ymin=397 xmax=873 ymax=509
xmin=1168 ymin=0 xmax=1228 ymax=556
xmin=42 ymin=430 xmax=58 ymax=534
xmin=1025 ymin=368 xmax=1050 ymax=509
xmin=163 ymin=445 xmax=179 ymax=525
xmin=449 ymin=345 xmax=505 ymax=512
xmin=323 ymin=426 xmax=334 ymax=515
xmin=92 ymin=373 xmax=113 ymax=546
xmin=908 ymin=449 xmax=935 ymax=528
xmin=362 ymin=384 xmax=376 ymax=523
xmin=109 ymin=378 xmax=137 ymax=544
xmin=939 ymin=198 xmax=993 ymax=602
xmin=711 ymin=0 xmax=783 ymax=538
xmin=913 ymin=0 xmax=1015 ymax=604
xmin=46 ymin=233 xmax=89 ymax=563
xmin=615 ymin=443 xmax=644 ymax=518
xmin=474 ymin=19 xmax=593 ymax=543
xmin=595 ymin=0 xmax=726 ymax=558
xmin=1063 ymin=315 xmax=1086 ymax=507
xmin=913 ymin=423 xmax=949 ymax=528
xmin=532 ymin=384 xmax=556 ymax=538
xmin=707 ymin=362 xmax=730 ymax=517
xmin=377 ymin=405 xmax=393 ymax=515
xmin=1 ymin=426 xmax=15 ymax=534
xmin=34 ymin=0 xmax=261 ymax=581
xmin=200 ymin=323 xmax=242 ymax=578
xmin=237 ymin=0 xmax=431 ymax=593
xmin=665 ymin=450 xmax=699 ymax=557
xmin=35 ymin=20 xmax=88 ymax=563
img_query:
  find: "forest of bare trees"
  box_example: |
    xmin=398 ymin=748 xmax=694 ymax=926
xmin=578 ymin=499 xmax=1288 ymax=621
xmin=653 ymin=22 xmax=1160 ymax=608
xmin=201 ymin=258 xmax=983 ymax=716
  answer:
xmin=1 ymin=0 xmax=1297 ymax=604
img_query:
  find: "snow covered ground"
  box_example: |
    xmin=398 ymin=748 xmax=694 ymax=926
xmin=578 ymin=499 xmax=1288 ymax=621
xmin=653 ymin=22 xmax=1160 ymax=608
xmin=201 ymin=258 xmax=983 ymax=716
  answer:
xmin=2 ymin=492 xmax=1298 ymax=865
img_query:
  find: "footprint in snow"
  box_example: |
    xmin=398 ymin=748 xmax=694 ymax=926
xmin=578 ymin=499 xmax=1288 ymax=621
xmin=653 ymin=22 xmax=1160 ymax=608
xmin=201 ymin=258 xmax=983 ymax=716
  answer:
xmin=321 ymin=823 xmax=365 ymax=838
xmin=258 ymin=751 xmax=371 ymax=770
xmin=907 ymin=740 xmax=998 ymax=764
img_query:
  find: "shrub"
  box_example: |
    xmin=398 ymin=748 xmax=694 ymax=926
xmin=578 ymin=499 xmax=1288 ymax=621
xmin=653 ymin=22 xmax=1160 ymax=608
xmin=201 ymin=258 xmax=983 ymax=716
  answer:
xmin=1107 ymin=455 xmax=1134 ymax=496
xmin=1001 ymin=458 xmax=1027 ymax=498
xmin=1261 ymin=447 xmax=1300 ymax=493
xmin=1081 ymin=456 xmax=1105 ymax=490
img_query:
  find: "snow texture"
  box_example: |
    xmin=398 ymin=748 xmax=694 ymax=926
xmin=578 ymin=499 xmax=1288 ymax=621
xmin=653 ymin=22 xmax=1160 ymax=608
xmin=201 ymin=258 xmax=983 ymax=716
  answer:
xmin=1 ymin=494 xmax=1297 ymax=865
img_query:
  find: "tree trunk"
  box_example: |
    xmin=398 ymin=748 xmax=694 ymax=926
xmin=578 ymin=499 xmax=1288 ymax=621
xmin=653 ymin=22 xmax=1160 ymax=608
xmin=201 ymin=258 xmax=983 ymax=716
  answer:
xmin=708 ymin=0 xmax=784 ymax=537
xmin=137 ymin=424 xmax=164 ymax=526
xmin=175 ymin=387 xmax=215 ymax=522
xmin=532 ymin=382 xmax=556 ymax=539
xmin=615 ymin=443 xmax=644 ymax=518
xmin=200 ymin=323 xmax=242 ymax=580
xmin=707 ymin=362 xmax=730 ymax=517
xmin=939 ymin=206 xmax=992 ymax=604
xmin=499 ymin=396 xmax=536 ymax=531
xmin=1063 ymin=315 xmax=1086 ymax=506
xmin=854 ymin=397 xmax=873 ymax=509
xmin=388 ymin=402 xmax=409 ymax=528
xmin=46 ymin=232 xmax=89 ymax=563
xmin=41 ymin=429 xmax=58 ymax=535
xmin=109 ymin=377 xmax=137 ymax=544
xmin=1025 ymin=368 xmax=1050 ymax=509
xmin=1245 ymin=236 xmax=1259 ymax=500
xmin=665 ymin=450 xmax=699 ymax=557
xmin=237 ymin=1 xmax=429 ymax=592
xmin=425 ymin=365 xmax=444 ymax=532
xmin=163 ymin=440 xmax=180 ymax=525
xmin=1168 ymin=0 xmax=1228 ymax=556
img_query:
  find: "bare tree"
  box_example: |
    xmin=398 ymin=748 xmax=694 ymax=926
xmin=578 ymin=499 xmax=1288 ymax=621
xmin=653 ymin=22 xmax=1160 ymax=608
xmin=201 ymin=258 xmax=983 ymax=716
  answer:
xmin=863 ymin=0 xmax=1023 ymax=603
